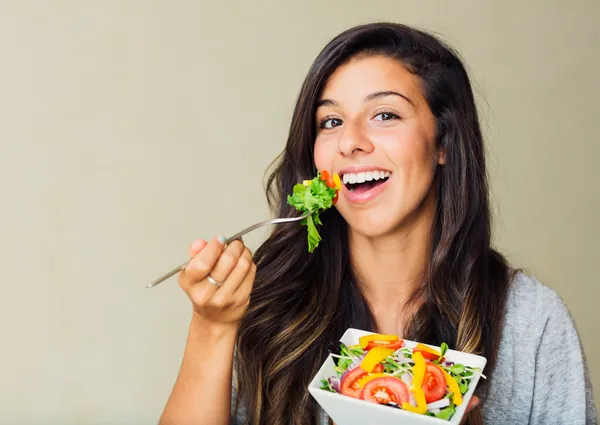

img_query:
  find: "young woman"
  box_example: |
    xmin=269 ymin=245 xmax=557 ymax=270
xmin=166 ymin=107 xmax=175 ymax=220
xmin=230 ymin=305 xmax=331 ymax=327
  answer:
xmin=159 ymin=23 xmax=597 ymax=425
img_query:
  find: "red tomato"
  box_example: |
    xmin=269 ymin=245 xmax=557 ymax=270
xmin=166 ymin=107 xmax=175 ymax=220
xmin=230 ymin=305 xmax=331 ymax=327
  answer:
xmin=372 ymin=363 xmax=384 ymax=373
xmin=332 ymin=193 xmax=339 ymax=205
xmin=360 ymin=377 xmax=409 ymax=405
xmin=413 ymin=348 xmax=442 ymax=362
xmin=422 ymin=363 xmax=447 ymax=403
xmin=365 ymin=339 xmax=404 ymax=351
xmin=320 ymin=170 xmax=336 ymax=189
xmin=340 ymin=367 xmax=368 ymax=399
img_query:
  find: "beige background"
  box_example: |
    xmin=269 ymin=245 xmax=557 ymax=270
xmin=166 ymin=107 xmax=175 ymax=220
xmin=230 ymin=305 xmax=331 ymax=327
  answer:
xmin=1 ymin=0 xmax=598 ymax=423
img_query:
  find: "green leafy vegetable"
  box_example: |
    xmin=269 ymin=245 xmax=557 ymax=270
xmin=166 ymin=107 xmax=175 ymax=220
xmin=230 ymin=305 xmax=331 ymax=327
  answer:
xmin=433 ymin=342 xmax=448 ymax=364
xmin=320 ymin=378 xmax=335 ymax=392
xmin=449 ymin=364 xmax=465 ymax=375
xmin=458 ymin=377 xmax=469 ymax=395
xmin=434 ymin=405 xmax=457 ymax=420
xmin=287 ymin=172 xmax=339 ymax=252
xmin=334 ymin=343 xmax=363 ymax=376
xmin=439 ymin=342 xmax=448 ymax=357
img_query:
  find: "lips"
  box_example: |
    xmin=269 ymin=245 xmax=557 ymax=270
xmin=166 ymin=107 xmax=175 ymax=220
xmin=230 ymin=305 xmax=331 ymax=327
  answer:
xmin=339 ymin=167 xmax=392 ymax=204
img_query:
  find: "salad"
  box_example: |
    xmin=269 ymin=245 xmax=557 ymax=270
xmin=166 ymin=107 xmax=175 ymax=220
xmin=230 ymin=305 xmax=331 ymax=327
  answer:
xmin=287 ymin=170 xmax=341 ymax=252
xmin=320 ymin=334 xmax=483 ymax=421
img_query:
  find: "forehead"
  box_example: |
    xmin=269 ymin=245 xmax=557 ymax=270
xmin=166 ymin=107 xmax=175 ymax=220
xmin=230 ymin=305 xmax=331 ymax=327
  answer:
xmin=319 ymin=55 xmax=424 ymax=105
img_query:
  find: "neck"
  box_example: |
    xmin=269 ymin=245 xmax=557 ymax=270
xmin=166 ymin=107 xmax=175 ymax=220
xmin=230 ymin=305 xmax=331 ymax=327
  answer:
xmin=349 ymin=203 xmax=434 ymax=336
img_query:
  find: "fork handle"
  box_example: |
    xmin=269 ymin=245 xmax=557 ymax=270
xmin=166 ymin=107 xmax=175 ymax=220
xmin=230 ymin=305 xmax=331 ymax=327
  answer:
xmin=146 ymin=212 xmax=311 ymax=288
xmin=146 ymin=261 xmax=190 ymax=288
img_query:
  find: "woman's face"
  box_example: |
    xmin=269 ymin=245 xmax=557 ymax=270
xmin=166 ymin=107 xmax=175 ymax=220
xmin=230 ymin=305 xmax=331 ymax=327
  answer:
xmin=314 ymin=55 xmax=443 ymax=238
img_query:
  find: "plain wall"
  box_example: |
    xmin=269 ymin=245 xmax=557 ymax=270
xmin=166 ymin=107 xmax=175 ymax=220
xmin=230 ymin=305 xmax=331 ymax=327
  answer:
xmin=1 ymin=1 xmax=598 ymax=423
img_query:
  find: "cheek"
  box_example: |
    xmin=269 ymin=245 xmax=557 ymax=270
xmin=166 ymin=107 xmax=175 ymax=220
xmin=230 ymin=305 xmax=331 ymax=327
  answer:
xmin=313 ymin=138 xmax=335 ymax=172
xmin=382 ymin=131 xmax=435 ymax=171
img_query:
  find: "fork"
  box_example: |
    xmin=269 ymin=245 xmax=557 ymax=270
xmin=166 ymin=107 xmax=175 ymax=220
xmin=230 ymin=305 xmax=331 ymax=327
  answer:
xmin=146 ymin=211 xmax=312 ymax=288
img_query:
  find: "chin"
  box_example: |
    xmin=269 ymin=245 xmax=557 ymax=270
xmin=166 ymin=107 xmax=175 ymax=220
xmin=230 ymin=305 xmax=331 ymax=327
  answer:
xmin=340 ymin=209 xmax=400 ymax=239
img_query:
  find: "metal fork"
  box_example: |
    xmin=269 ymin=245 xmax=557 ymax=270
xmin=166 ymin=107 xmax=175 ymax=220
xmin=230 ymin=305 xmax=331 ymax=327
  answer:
xmin=146 ymin=211 xmax=311 ymax=288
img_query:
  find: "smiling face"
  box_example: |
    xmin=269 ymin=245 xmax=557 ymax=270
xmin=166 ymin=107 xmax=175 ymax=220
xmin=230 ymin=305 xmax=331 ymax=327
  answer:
xmin=314 ymin=55 xmax=444 ymax=239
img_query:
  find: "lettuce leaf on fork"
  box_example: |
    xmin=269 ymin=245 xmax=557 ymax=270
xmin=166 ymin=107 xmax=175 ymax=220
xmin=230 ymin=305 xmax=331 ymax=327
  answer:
xmin=287 ymin=171 xmax=340 ymax=252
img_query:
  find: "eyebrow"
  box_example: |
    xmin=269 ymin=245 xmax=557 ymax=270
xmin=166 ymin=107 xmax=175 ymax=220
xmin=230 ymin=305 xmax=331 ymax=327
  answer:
xmin=365 ymin=90 xmax=414 ymax=106
xmin=316 ymin=90 xmax=415 ymax=109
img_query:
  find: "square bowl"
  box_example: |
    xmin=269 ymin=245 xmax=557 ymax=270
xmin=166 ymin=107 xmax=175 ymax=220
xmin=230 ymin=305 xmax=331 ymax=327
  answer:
xmin=308 ymin=328 xmax=487 ymax=425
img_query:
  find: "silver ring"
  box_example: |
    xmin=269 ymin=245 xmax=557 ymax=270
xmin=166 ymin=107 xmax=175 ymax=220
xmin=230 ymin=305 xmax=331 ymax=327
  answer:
xmin=207 ymin=275 xmax=222 ymax=287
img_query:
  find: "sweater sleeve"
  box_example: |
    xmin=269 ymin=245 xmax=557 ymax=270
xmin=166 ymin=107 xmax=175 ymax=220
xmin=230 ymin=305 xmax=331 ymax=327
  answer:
xmin=529 ymin=289 xmax=597 ymax=425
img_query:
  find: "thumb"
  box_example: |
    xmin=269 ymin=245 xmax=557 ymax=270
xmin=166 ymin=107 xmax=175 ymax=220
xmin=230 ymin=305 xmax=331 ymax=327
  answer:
xmin=188 ymin=239 xmax=208 ymax=257
xmin=459 ymin=396 xmax=480 ymax=424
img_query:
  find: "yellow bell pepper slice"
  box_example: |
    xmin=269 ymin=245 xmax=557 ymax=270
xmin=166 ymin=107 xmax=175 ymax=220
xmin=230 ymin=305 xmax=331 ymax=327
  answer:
xmin=359 ymin=334 xmax=399 ymax=349
xmin=441 ymin=368 xmax=463 ymax=406
xmin=414 ymin=343 xmax=441 ymax=357
xmin=333 ymin=173 xmax=342 ymax=191
xmin=401 ymin=351 xmax=427 ymax=414
xmin=359 ymin=346 xmax=394 ymax=373
xmin=356 ymin=372 xmax=389 ymax=388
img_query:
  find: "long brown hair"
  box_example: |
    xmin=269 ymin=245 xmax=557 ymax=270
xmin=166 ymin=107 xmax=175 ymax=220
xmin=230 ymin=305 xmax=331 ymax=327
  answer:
xmin=235 ymin=22 xmax=512 ymax=425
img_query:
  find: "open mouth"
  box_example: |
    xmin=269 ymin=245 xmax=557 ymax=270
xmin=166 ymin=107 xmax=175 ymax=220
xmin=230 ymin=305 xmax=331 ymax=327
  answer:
xmin=342 ymin=170 xmax=391 ymax=194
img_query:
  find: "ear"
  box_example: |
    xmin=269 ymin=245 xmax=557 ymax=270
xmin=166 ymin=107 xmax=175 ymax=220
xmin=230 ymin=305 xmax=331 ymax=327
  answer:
xmin=437 ymin=147 xmax=446 ymax=165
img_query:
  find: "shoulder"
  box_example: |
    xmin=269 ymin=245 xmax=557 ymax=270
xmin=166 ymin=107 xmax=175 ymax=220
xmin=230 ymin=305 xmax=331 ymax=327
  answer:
xmin=502 ymin=271 xmax=575 ymax=337
xmin=506 ymin=271 xmax=566 ymax=310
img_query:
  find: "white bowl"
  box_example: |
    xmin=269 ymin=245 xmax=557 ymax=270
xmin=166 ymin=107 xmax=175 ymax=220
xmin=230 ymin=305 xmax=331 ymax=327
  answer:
xmin=308 ymin=328 xmax=487 ymax=425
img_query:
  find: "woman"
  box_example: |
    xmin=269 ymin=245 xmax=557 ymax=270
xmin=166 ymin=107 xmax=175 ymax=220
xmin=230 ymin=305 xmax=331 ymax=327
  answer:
xmin=159 ymin=23 xmax=597 ymax=425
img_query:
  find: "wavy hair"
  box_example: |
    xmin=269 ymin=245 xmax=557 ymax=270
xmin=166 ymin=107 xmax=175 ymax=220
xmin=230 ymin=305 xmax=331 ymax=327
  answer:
xmin=235 ymin=22 xmax=512 ymax=425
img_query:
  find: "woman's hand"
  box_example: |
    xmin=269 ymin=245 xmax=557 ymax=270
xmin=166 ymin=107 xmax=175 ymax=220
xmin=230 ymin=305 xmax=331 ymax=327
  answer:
xmin=459 ymin=396 xmax=480 ymax=424
xmin=179 ymin=236 xmax=256 ymax=333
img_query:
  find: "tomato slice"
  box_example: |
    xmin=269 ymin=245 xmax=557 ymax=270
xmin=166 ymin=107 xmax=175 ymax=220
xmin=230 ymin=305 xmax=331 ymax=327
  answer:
xmin=332 ymin=192 xmax=339 ymax=205
xmin=372 ymin=363 xmax=384 ymax=373
xmin=365 ymin=339 xmax=404 ymax=351
xmin=422 ymin=363 xmax=446 ymax=403
xmin=413 ymin=348 xmax=441 ymax=362
xmin=340 ymin=366 xmax=368 ymax=398
xmin=320 ymin=170 xmax=336 ymax=189
xmin=360 ymin=377 xmax=409 ymax=405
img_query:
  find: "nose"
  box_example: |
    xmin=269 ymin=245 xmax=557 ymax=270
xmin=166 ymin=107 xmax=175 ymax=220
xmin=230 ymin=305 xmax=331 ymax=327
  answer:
xmin=337 ymin=121 xmax=374 ymax=156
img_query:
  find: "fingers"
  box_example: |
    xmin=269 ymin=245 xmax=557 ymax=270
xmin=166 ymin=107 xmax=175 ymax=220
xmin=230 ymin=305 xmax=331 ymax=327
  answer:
xmin=179 ymin=235 xmax=256 ymax=324
xmin=207 ymin=240 xmax=245 ymax=284
xmin=233 ymin=261 xmax=256 ymax=306
xmin=213 ymin=247 xmax=253 ymax=298
xmin=180 ymin=236 xmax=226 ymax=291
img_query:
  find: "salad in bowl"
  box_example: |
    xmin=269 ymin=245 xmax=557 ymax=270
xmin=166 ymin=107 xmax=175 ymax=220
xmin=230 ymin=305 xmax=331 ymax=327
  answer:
xmin=309 ymin=328 xmax=487 ymax=425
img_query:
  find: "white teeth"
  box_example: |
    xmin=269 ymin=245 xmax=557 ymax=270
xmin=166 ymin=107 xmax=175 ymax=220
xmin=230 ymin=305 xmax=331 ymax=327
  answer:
xmin=342 ymin=170 xmax=391 ymax=185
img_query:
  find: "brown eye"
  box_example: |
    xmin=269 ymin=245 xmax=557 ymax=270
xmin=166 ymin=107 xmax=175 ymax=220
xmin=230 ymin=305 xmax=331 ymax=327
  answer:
xmin=320 ymin=118 xmax=343 ymax=129
xmin=373 ymin=112 xmax=399 ymax=122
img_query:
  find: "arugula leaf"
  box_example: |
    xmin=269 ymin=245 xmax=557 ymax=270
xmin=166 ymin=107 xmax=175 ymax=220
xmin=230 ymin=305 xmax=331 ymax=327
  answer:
xmin=434 ymin=405 xmax=456 ymax=420
xmin=334 ymin=359 xmax=353 ymax=376
xmin=287 ymin=173 xmax=338 ymax=252
xmin=320 ymin=378 xmax=335 ymax=392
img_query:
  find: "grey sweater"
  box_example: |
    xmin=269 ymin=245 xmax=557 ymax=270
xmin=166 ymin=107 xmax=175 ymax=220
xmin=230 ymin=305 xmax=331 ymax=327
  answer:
xmin=231 ymin=273 xmax=598 ymax=424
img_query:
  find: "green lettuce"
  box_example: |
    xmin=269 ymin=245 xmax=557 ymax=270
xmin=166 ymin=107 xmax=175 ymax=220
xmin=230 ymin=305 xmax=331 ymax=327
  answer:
xmin=287 ymin=172 xmax=338 ymax=252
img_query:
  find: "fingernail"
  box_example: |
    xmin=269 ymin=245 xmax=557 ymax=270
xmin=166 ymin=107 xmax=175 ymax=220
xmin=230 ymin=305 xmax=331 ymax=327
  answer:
xmin=217 ymin=235 xmax=227 ymax=245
